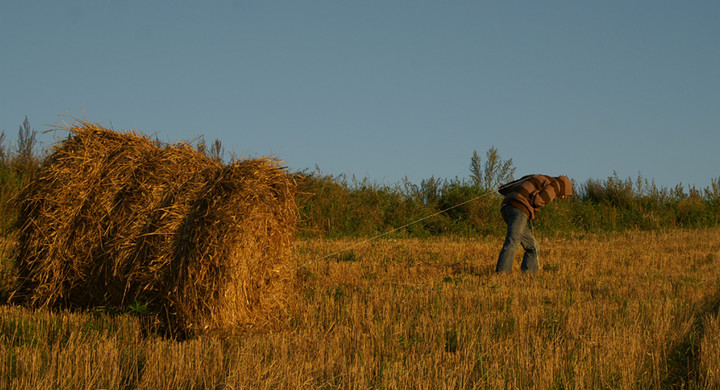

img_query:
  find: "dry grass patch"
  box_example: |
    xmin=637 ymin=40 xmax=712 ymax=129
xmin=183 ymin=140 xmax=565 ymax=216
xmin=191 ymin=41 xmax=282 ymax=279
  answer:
xmin=1 ymin=229 xmax=720 ymax=388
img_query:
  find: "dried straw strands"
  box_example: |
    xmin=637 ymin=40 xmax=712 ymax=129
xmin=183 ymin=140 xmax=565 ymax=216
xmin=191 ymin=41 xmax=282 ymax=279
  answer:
xmin=11 ymin=122 xmax=297 ymax=336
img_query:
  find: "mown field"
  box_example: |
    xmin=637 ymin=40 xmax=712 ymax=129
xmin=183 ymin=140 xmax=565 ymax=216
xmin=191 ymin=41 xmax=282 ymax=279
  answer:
xmin=2 ymin=229 xmax=720 ymax=389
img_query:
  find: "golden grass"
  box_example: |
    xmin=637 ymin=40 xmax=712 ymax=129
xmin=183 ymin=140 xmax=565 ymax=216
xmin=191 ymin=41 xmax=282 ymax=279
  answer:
xmin=2 ymin=229 xmax=720 ymax=388
xmin=700 ymin=309 xmax=720 ymax=388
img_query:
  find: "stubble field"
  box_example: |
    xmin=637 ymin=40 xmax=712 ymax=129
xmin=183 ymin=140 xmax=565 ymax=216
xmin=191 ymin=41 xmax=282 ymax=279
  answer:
xmin=1 ymin=229 xmax=720 ymax=389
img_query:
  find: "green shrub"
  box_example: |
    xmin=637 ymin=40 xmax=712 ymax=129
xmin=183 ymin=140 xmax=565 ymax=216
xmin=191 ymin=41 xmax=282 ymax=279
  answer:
xmin=295 ymin=171 xmax=720 ymax=238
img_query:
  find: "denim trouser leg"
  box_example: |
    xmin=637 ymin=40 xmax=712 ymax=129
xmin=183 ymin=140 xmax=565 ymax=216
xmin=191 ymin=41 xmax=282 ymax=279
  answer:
xmin=496 ymin=206 xmax=539 ymax=274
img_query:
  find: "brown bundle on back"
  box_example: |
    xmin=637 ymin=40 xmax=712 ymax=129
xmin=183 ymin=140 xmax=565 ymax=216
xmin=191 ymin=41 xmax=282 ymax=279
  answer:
xmin=11 ymin=121 xmax=297 ymax=336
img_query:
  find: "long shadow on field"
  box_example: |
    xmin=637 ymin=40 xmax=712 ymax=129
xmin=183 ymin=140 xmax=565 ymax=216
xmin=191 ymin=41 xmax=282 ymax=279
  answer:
xmin=662 ymin=283 xmax=720 ymax=387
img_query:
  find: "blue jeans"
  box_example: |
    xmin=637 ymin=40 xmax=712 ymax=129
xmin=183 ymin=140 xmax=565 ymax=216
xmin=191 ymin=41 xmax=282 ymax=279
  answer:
xmin=496 ymin=205 xmax=538 ymax=274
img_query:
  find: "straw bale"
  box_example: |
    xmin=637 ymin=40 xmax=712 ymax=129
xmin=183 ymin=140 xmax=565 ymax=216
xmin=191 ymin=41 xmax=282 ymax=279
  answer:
xmin=11 ymin=121 xmax=297 ymax=336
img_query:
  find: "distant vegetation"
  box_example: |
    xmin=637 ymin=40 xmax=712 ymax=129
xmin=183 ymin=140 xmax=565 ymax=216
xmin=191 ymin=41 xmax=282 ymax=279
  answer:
xmin=0 ymin=117 xmax=41 ymax=235
xmin=295 ymin=148 xmax=720 ymax=237
xmin=2 ymin=118 xmax=719 ymax=239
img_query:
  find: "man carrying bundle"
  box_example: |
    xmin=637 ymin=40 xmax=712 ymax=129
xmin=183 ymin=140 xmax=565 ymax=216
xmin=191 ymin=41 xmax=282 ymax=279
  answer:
xmin=495 ymin=174 xmax=573 ymax=274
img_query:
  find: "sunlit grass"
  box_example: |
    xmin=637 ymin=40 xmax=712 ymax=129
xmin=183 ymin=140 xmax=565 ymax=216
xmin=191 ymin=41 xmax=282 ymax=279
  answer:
xmin=1 ymin=229 xmax=720 ymax=388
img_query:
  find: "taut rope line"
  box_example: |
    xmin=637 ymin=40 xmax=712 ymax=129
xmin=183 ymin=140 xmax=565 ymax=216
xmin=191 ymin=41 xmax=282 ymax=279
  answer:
xmin=292 ymin=190 xmax=496 ymax=271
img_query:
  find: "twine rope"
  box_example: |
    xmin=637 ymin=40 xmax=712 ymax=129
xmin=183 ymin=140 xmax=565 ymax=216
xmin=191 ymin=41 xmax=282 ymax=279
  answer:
xmin=293 ymin=190 xmax=496 ymax=271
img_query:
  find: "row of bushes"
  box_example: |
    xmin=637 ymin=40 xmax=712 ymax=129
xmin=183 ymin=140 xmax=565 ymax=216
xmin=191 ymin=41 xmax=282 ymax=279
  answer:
xmin=295 ymin=170 xmax=720 ymax=238
xmin=2 ymin=119 xmax=718 ymax=238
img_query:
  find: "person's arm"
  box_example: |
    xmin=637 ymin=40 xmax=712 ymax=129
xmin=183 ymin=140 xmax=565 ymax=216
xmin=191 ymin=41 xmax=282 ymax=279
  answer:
xmin=530 ymin=176 xmax=560 ymax=208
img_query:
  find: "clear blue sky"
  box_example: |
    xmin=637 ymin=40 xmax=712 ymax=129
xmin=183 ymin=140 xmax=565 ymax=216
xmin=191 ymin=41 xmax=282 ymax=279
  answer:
xmin=2 ymin=1 xmax=718 ymax=190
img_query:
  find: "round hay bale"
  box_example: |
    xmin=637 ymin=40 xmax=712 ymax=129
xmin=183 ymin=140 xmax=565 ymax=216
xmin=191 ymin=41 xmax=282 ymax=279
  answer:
xmin=11 ymin=121 xmax=297 ymax=336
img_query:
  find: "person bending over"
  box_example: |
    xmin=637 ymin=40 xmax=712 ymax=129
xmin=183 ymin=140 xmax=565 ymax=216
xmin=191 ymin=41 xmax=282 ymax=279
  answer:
xmin=495 ymin=174 xmax=573 ymax=274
